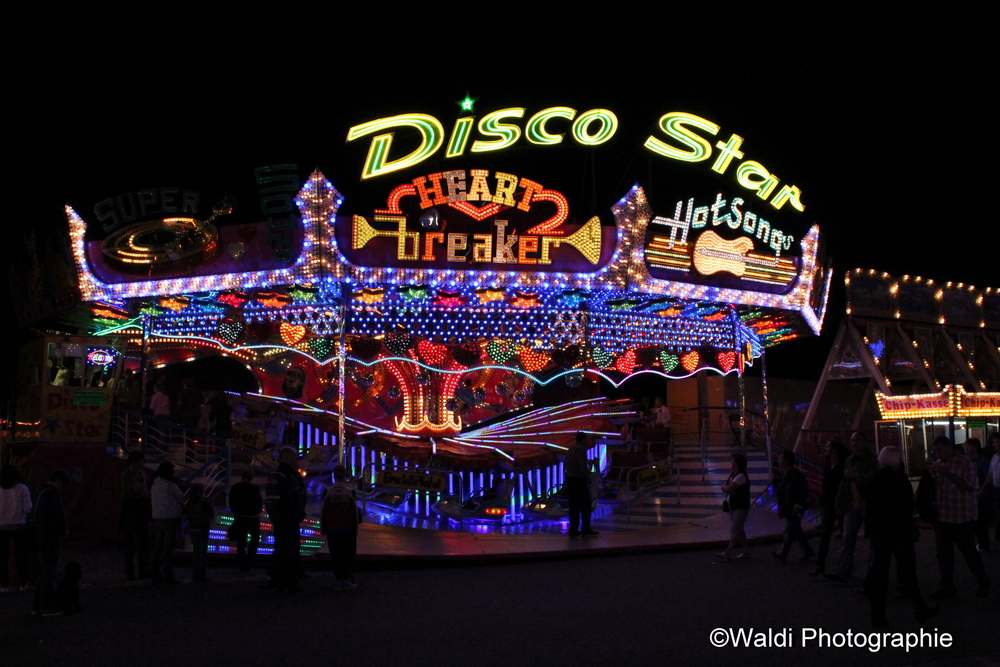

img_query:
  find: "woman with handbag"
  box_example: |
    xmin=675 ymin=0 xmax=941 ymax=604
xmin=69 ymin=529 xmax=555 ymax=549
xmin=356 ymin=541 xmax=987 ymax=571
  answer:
xmin=719 ymin=452 xmax=751 ymax=560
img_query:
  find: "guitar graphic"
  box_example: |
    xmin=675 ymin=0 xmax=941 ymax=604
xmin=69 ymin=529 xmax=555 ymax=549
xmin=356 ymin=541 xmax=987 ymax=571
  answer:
xmin=692 ymin=230 xmax=779 ymax=277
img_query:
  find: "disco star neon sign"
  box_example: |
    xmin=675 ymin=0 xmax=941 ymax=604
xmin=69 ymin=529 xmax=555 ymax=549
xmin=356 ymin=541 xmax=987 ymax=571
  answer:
xmin=348 ymin=109 xmax=805 ymax=212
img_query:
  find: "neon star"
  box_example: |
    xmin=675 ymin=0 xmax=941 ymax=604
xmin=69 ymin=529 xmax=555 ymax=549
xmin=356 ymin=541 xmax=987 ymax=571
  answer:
xmin=91 ymin=307 xmax=127 ymax=320
xmin=475 ymin=288 xmax=506 ymax=304
xmin=139 ymin=303 xmax=164 ymax=316
xmin=510 ymin=292 xmax=541 ymax=309
xmin=434 ymin=291 xmax=464 ymax=308
xmin=289 ymin=285 xmax=319 ymax=302
xmin=216 ymin=291 xmax=249 ymax=308
xmin=399 ymin=285 xmax=432 ymax=301
xmin=356 ymin=288 xmax=386 ymax=305
xmin=159 ymin=297 xmax=190 ymax=312
xmin=458 ymin=94 xmax=476 ymax=112
xmin=256 ymin=292 xmax=292 ymax=308
xmin=557 ymin=290 xmax=588 ymax=308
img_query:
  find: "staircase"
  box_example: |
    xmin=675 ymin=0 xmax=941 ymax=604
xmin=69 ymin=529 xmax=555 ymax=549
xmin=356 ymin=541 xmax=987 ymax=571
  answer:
xmin=592 ymin=441 xmax=772 ymax=530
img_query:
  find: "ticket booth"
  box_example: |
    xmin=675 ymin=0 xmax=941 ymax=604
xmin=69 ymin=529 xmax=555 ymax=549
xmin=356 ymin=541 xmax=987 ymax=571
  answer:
xmin=875 ymin=386 xmax=1000 ymax=476
xmin=13 ymin=335 xmax=125 ymax=443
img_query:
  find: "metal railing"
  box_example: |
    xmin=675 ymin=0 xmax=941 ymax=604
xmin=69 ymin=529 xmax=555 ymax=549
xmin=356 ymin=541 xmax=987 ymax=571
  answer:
xmin=110 ymin=407 xmax=232 ymax=502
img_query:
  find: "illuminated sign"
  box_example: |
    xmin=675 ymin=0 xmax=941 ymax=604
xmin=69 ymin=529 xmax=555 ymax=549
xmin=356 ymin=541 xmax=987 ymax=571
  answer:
xmin=877 ymin=389 xmax=950 ymax=419
xmin=644 ymin=193 xmax=799 ymax=294
xmin=956 ymin=387 xmax=1000 ymax=417
xmin=347 ymin=107 xmax=619 ymax=179
xmin=86 ymin=349 xmax=117 ymax=365
xmin=877 ymin=385 xmax=1000 ymax=419
xmin=341 ymin=168 xmax=613 ymax=272
xmin=348 ymin=109 xmax=804 ymax=212
xmin=376 ymin=469 xmax=448 ymax=492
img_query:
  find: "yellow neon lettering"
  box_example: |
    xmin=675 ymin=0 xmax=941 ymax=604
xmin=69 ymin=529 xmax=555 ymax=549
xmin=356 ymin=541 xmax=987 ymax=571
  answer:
xmin=526 ymin=107 xmax=576 ymax=144
xmin=467 ymin=169 xmax=492 ymax=202
xmin=643 ymin=112 xmax=719 ymax=162
xmin=471 ymin=108 xmax=525 ymax=153
xmin=769 ymin=184 xmax=805 ymax=211
xmin=712 ymin=134 xmax=745 ymax=174
xmin=493 ymin=172 xmax=519 ymax=206
xmin=736 ymin=161 xmax=779 ymax=200
xmin=347 ymin=113 xmax=444 ymax=179
xmin=571 ymin=109 xmax=618 ymax=145
xmin=446 ymin=117 xmax=474 ymax=158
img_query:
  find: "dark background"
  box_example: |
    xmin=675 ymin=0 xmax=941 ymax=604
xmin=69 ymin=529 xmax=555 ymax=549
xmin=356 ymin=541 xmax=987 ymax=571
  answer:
xmin=5 ymin=7 xmax=994 ymax=382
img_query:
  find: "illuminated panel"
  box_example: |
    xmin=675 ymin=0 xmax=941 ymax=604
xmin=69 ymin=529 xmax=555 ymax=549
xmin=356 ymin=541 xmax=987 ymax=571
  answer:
xmin=68 ymin=171 xmax=340 ymax=302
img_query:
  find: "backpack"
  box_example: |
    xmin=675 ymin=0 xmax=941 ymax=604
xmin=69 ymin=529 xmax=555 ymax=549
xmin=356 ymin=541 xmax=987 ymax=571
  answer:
xmin=322 ymin=486 xmax=358 ymax=535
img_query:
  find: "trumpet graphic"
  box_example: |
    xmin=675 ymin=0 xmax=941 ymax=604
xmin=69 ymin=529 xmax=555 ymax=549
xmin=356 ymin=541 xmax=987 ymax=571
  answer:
xmin=352 ymin=214 xmax=602 ymax=265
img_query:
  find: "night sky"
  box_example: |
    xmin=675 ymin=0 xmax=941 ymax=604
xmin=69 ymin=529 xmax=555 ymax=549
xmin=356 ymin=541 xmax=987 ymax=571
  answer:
xmin=6 ymin=9 xmax=994 ymax=380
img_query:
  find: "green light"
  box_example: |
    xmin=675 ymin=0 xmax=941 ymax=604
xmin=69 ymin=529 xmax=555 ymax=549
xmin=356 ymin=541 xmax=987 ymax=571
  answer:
xmin=526 ymin=107 xmax=576 ymax=145
xmin=644 ymin=112 xmax=719 ymax=162
xmin=458 ymin=95 xmax=476 ymax=112
xmin=446 ymin=117 xmax=474 ymax=158
xmin=571 ymin=109 xmax=618 ymax=146
xmin=471 ymin=108 xmax=525 ymax=153
xmin=347 ymin=114 xmax=444 ymax=179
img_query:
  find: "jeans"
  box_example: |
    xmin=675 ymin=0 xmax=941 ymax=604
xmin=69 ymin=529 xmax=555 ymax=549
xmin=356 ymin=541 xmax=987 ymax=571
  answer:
xmin=815 ymin=504 xmax=837 ymax=571
xmin=834 ymin=507 xmax=864 ymax=577
xmin=151 ymin=518 xmax=180 ymax=582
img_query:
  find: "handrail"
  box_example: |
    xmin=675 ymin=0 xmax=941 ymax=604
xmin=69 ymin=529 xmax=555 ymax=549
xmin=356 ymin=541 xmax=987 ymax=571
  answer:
xmin=620 ymin=458 xmax=678 ymax=522
xmin=110 ymin=407 xmax=232 ymax=502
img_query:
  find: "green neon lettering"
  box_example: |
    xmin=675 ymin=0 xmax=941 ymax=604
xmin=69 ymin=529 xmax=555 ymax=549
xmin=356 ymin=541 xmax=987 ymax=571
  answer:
xmin=347 ymin=113 xmax=444 ymax=179
xmin=571 ymin=109 xmax=618 ymax=145
xmin=471 ymin=108 xmax=525 ymax=153
xmin=769 ymin=184 xmax=805 ymax=211
xmin=711 ymin=134 xmax=745 ymax=174
xmin=446 ymin=117 xmax=474 ymax=158
xmin=643 ymin=112 xmax=719 ymax=162
xmin=526 ymin=107 xmax=576 ymax=144
xmin=736 ymin=161 xmax=779 ymax=200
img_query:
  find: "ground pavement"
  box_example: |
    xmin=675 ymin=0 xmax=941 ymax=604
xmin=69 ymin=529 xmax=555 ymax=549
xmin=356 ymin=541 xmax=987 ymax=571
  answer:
xmin=2 ymin=509 xmax=998 ymax=666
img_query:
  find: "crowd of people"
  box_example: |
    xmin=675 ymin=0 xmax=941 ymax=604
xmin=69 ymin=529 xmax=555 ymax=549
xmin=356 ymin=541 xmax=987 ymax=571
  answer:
xmin=4 ymin=417 xmax=999 ymax=623
xmin=752 ymin=431 xmax=1000 ymax=626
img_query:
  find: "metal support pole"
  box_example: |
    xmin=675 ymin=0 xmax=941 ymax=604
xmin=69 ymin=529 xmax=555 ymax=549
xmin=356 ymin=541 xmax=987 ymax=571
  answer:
xmin=140 ymin=314 xmax=150 ymax=456
xmin=337 ymin=285 xmax=350 ymax=466
xmin=762 ymin=350 xmax=774 ymax=485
